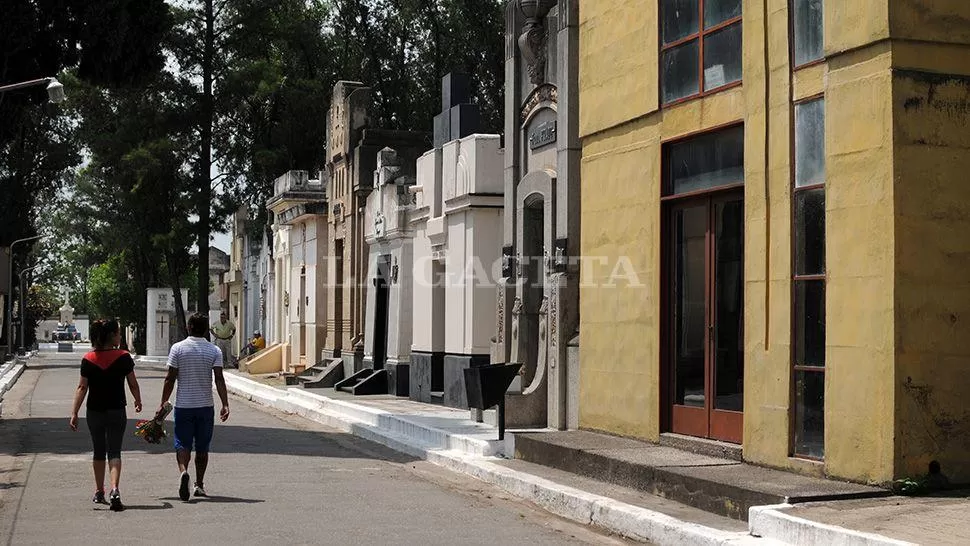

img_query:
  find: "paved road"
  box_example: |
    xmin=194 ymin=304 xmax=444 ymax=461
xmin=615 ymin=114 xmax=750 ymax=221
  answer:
xmin=0 ymin=352 xmax=629 ymax=545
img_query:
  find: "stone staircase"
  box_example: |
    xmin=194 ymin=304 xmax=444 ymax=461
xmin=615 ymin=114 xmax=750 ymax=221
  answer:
xmin=333 ymin=368 xmax=387 ymax=395
xmin=296 ymin=358 xmax=344 ymax=388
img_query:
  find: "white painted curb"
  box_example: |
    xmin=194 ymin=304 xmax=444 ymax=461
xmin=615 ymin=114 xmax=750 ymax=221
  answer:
xmin=0 ymin=361 xmax=27 ymax=417
xmin=749 ymin=504 xmax=915 ymax=546
xmin=220 ymin=372 xmax=766 ymax=545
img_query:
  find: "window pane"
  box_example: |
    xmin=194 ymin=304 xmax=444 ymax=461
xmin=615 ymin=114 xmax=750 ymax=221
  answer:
xmin=795 ymin=99 xmax=825 ymax=187
xmin=794 ymin=370 xmax=824 ymax=458
xmin=662 ymin=39 xmax=700 ymax=104
xmin=793 ymin=0 xmax=824 ymax=66
xmin=705 ymin=0 xmax=741 ymax=28
xmin=672 ymin=205 xmax=708 ymax=407
xmin=793 ymin=280 xmax=825 ymax=366
xmin=662 ymin=0 xmax=699 ymax=45
xmin=794 ymin=189 xmax=825 ymax=276
xmin=714 ymin=198 xmax=744 ymax=411
xmin=665 ymin=125 xmax=744 ymax=195
xmin=703 ymin=22 xmax=742 ymax=91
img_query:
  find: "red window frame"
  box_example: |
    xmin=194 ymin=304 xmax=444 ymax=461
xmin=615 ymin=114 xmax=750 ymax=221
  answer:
xmin=789 ymin=94 xmax=826 ymax=461
xmin=660 ymin=0 xmax=743 ymax=107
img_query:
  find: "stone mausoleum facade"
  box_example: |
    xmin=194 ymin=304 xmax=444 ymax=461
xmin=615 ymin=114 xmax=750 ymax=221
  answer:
xmin=495 ymin=0 xmax=581 ymax=430
xmin=324 ymin=81 xmax=428 ymax=380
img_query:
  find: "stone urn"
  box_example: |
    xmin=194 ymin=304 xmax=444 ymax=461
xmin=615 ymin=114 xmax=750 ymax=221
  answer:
xmin=517 ymin=0 xmax=556 ymax=85
xmin=518 ymin=0 xmax=555 ymax=19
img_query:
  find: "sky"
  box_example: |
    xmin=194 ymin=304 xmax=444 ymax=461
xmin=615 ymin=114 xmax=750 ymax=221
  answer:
xmin=212 ymin=230 xmax=230 ymax=253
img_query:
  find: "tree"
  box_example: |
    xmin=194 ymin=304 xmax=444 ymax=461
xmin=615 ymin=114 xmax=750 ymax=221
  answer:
xmin=23 ymin=284 xmax=57 ymax=347
xmin=1 ymin=1 xmax=171 ymax=349
xmin=49 ymin=72 xmax=197 ymax=348
xmin=217 ymin=0 xmax=505 ymax=232
xmin=0 ymin=0 xmax=171 ymax=247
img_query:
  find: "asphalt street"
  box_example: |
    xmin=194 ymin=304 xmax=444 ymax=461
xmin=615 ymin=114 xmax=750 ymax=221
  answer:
xmin=0 ymin=352 xmax=629 ymax=545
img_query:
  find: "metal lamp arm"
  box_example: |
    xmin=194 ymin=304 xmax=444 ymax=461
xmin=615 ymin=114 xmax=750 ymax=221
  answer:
xmin=0 ymin=78 xmax=53 ymax=93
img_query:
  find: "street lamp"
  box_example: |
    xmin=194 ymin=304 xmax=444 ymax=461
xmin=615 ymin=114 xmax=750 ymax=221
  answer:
xmin=0 ymin=77 xmax=63 ymax=359
xmin=18 ymin=264 xmax=40 ymax=354
xmin=0 ymin=77 xmax=67 ymax=103
xmin=4 ymin=235 xmax=44 ymax=359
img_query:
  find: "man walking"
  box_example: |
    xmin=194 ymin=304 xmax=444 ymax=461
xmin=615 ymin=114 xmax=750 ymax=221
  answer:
xmin=210 ymin=311 xmax=236 ymax=368
xmin=159 ymin=313 xmax=230 ymax=501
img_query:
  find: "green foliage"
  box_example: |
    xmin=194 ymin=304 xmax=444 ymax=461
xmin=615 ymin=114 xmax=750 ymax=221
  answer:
xmin=87 ymin=256 xmax=139 ymax=325
xmin=893 ymin=477 xmax=929 ymax=496
xmin=0 ymin=0 xmax=171 ymax=248
xmin=22 ymin=285 xmax=58 ymax=347
xmin=23 ymin=0 xmax=507 ymax=332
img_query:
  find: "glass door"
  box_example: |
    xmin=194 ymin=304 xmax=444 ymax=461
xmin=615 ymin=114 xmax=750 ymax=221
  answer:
xmin=667 ymin=192 xmax=744 ymax=443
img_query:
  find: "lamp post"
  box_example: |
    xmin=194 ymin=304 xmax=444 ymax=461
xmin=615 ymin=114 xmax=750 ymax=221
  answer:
xmin=18 ymin=264 xmax=40 ymax=354
xmin=0 ymin=77 xmax=66 ymax=103
xmin=5 ymin=235 xmax=44 ymax=359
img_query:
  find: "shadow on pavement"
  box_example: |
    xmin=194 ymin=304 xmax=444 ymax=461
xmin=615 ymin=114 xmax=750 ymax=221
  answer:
xmin=96 ymin=502 xmax=174 ymax=511
xmin=0 ymin=416 xmax=419 ymax=463
xmin=159 ymin=496 xmax=263 ymax=504
xmin=0 ymin=482 xmax=22 ymax=490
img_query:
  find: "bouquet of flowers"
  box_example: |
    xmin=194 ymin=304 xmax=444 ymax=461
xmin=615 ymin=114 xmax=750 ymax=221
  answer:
xmin=134 ymin=402 xmax=173 ymax=444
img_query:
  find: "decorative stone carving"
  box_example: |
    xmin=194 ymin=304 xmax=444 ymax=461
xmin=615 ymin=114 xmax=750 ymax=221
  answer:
xmin=517 ymin=0 xmax=555 ymax=85
xmin=549 ymin=287 xmax=558 ymax=348
xmin=496 ymin=287 xmax=505 ymax=344
xmin=373 ymin=210 xmax=386 ymax=239
xmin=536 ymin=295 xmax=549 ymax=376
xmin=510 ymin=296 xmax=523 ymax=366
xmin=520 ymin=84 xmax=558 ymax=123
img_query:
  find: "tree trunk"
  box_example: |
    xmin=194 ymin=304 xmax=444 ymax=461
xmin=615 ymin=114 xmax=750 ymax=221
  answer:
xmin=167 ymin=251 xmax=188 ymax=340
xmin=196 ymin=0 xmax=216 ymax=322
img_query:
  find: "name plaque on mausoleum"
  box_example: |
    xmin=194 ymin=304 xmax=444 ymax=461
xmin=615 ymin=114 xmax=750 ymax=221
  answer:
xmin=529 ymin=120 xmax=557 ymax=150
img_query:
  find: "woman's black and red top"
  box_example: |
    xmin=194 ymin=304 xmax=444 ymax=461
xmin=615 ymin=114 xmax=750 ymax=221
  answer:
xmin=80 ymin=350 xmax=135 ymax=411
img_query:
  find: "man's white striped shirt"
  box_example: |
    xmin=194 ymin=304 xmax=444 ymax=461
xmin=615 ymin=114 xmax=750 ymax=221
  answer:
xmin=167 ymin=337 xmax=223 ymax=409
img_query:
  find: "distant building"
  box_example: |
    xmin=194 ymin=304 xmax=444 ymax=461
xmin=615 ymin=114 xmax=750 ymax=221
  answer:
xmin=208 ymin=247 xmax=230 ymax=323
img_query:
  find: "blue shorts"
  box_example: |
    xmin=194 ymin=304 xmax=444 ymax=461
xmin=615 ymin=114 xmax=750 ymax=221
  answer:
xmin=173 ymin=406 xmax=215 ymax=453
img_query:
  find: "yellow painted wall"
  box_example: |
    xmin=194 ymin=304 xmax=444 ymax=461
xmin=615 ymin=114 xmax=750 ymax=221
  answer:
xmin=578 ymin=0 xmax=657 ymax=138
xmin=826 ymin=0 xmax=888 ymax=55
xmin=738 ymin=0 xmax=795 ymax=472
xmin=580 ymin=117 xmax=661 ymax=439
xmin=823 ymin=48 xmax=897 ymax=484
xmin=890 ymin=0 xmax=970 ymax=44
xmin=891 ymin=73 xmax=970 ymax=484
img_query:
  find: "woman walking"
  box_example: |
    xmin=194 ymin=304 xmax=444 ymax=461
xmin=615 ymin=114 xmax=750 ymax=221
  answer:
xmin=69 ymin=319 xmax=142 ymax=511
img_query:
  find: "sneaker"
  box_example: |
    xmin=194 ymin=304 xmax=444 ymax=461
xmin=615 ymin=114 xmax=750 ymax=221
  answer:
xmin=179 ymin=471 xmax=191 ymax=501
xmin=193 ymin=484 xmax=207 ymax=497
xmin=108 ymin=489 xmax=124 ymax=512
xmin=92 ymin=490 xmax=107 ymax=504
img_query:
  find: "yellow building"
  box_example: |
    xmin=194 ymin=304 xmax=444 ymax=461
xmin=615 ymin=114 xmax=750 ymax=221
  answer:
xmin=578 ymin=0 xmax=970 ymax=486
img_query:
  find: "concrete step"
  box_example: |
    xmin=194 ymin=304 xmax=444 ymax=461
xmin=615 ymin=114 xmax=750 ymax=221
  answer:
xmin=512 ymin=430 xmax=891 ymax=522
xmin=282 ymin=387 xmax=504 ymax=457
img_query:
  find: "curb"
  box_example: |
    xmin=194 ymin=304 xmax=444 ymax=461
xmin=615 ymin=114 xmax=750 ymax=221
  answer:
xmin=137 ymin=362 xmax=910 ymax=546
xmin=221 ymin=372 xmax=764 ymax=545
xmin=749 ymin=505 xmax=916 ymax=546
xmin=0 ymin=361 xmax=28 ymax=417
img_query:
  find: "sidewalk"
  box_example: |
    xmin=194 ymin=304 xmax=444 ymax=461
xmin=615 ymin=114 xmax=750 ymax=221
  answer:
xmin=135 ymin=358 xmax=958 ymax=545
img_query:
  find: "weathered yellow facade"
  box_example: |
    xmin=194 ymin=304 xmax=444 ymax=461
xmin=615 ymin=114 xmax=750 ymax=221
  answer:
xmin=579 ymin=0 xmax=970 ymax=485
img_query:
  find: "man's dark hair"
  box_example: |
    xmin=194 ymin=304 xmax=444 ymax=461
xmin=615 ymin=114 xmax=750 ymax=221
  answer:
xmin=188 ymin=313 xmax=209 ymax=337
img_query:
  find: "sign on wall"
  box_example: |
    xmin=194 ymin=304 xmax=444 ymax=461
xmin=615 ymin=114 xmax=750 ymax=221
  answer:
xmin=529 ymin=120 xmax=557 ymax=150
